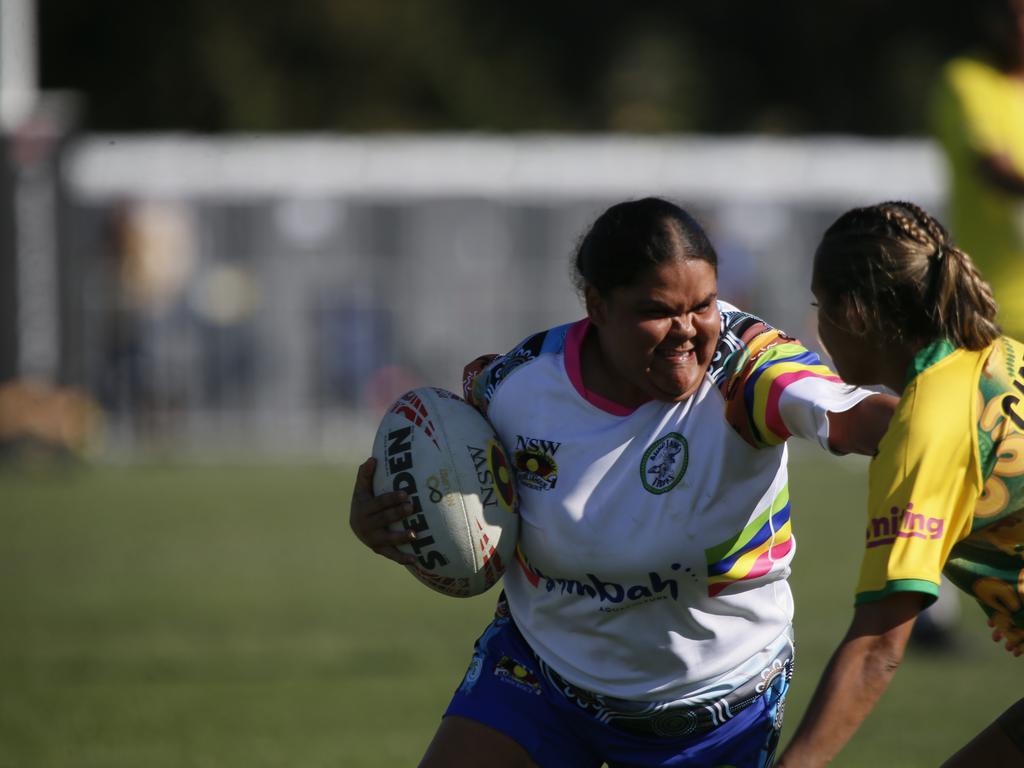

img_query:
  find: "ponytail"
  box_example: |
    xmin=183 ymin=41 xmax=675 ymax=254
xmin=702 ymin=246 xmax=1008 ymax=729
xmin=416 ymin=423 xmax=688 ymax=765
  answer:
xmin=930 ymin=243 xmax=1001 ymax=349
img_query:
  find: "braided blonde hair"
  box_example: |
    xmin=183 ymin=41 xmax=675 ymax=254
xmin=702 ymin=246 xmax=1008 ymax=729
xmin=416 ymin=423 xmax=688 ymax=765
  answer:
xmin=814 ymin=201 xmax=1001 ymax=350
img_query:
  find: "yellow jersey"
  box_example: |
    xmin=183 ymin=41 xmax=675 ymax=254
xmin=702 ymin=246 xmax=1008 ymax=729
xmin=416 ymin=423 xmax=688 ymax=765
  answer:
xmin=930 ymin=57 xmax=1024 ymax=338
xmin=856 ymin=336 xmax=1024 ymax=643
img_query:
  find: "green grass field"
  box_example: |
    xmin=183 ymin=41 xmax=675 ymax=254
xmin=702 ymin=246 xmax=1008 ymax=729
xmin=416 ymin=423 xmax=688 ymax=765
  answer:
xmin=0 ymin=450 xmax=1016 ymax=767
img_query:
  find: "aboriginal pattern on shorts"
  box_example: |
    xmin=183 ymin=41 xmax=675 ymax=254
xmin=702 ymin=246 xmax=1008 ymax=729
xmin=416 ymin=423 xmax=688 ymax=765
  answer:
xmin=446 ymin=596 xmax=792 ymax=768
xmin=536 ymin=642 xmax=794 ymax=739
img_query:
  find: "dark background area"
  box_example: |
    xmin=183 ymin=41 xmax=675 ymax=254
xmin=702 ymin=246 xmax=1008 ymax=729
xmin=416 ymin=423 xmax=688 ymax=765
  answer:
xmin=39 ymin=1 xmax=984 ymax=134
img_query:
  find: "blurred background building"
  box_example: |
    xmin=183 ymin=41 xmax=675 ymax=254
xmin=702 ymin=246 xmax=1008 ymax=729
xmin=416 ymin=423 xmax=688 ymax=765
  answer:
xmin=0 ymin=0 xmax=994 ymax=460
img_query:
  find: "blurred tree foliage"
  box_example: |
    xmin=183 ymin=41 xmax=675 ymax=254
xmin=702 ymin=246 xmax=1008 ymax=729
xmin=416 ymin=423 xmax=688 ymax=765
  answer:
xmin=40 ymin=0 xmax=982 ymax=134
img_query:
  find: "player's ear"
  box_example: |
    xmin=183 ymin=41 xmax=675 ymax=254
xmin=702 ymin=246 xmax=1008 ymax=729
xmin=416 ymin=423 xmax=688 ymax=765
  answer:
xmin=585 ymin=284 xmax=607 ymax=326
xmin=839 ymin=301 xmax=868 ymax=336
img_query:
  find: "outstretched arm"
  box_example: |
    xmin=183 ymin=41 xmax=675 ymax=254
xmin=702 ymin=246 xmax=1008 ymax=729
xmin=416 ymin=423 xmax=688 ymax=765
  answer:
xmin=827 ymin=392 xmax=898 ymax=456
xmin=776 ymin=592 xmax=925 ymax=767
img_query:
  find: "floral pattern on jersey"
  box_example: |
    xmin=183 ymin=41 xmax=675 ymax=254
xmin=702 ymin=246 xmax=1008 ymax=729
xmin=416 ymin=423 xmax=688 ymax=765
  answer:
xmin=975 ymin=337 xmax=1024 ymax=522
xmin=944 ymin=336 xmax=1024 ymax=637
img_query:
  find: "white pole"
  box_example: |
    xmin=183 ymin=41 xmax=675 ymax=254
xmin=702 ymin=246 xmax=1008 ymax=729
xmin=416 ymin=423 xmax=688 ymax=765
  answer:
xmin=3 ymin=0 xmax=59 ymax=382
xmin=0 ymin=0 xmax=39 ymax=131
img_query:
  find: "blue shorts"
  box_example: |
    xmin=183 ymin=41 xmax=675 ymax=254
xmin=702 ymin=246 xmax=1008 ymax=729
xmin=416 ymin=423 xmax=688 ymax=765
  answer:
xmin=444 ymin=603 xmax=791 ymax=768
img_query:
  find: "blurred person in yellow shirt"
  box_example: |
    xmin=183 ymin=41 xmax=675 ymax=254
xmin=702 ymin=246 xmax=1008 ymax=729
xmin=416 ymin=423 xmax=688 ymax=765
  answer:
xmin=930 ymin=0 xmax=1024 ymax=339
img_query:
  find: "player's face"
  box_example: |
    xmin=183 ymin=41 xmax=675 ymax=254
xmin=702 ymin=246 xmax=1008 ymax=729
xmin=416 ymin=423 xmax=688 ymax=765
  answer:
xmin=588 ymin=259 xmax=720 ymax=407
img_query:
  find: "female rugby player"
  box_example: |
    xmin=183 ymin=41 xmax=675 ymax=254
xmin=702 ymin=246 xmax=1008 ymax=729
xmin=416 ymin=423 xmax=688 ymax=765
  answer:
xmin=778 ymin=201 xmax=1024 ymax=767
xmin=352 ymin=197 xmax=896 ymax=768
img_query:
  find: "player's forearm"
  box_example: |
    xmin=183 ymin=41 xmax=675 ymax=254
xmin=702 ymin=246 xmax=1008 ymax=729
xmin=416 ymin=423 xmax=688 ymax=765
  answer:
xmin=826 ymin=392 xmax=897 ymax=456
xmin=777 ymin=632 xmax=904 ymax=767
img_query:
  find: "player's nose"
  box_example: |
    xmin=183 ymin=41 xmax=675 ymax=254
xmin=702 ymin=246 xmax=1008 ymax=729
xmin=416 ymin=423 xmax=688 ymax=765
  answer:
xmin=670 ymin=313 xmax=695 ymax=337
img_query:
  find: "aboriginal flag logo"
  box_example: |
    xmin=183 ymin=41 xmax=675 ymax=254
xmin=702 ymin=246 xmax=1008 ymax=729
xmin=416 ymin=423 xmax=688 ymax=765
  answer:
xmin=488 ymin=439 xmax=517 ymax=513
xmin=512 ymin=434 xmax=561 ymax=492
xmin=494 ymin=656 xmax=541 ymax=694
xmin=514 ymin=448 xmax=559 ymax=491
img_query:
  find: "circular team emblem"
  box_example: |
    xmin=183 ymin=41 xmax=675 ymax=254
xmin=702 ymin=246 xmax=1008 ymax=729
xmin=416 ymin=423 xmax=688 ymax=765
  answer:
xmin=460 ymin=654 xmax=483 ymax=692
xmin=651 ymin=708 xmax=699 ymax=738
xmin=640 ymin=432 xmax=688 ymax=494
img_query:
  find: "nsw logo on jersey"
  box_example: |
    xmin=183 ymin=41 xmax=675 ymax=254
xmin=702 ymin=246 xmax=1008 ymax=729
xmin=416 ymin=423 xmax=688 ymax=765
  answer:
xmin=640 ymin=432 xmax=688 ymax=494
xmin=513 ymin=434 xmax=561 ymax=491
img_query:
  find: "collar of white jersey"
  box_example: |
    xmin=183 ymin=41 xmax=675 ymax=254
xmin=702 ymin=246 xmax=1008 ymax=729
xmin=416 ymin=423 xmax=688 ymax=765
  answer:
xmin=564 ymin=318 xmax=647 ymax=417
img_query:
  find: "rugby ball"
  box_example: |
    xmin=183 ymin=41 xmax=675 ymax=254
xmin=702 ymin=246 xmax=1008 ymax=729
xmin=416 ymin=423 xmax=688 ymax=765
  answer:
xmin=372 ymin=387 xmax=518 ymax=597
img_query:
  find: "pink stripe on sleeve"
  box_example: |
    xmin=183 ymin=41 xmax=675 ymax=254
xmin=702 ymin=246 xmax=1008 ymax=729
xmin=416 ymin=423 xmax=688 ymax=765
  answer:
xmin=763 ymin=368 xmax=843 ymax=440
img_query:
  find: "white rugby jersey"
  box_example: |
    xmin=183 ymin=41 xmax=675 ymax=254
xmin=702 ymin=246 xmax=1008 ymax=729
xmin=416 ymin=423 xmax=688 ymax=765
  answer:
xmin=464 ymin=303 xmax=872 ymax=701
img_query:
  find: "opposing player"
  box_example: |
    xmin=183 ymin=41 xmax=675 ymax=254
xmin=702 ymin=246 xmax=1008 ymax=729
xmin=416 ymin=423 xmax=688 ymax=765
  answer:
xmin=351 ymin=197 xmax=896 ymax=767
xmin=929 ymin=0 xmax=1024 ymax=341
xmin=776 ymin=201 xmax=1024 ymax=767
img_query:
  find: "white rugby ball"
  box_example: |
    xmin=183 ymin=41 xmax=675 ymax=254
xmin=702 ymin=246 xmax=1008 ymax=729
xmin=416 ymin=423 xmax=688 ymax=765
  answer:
xmin=372 ymin=387 xmax=518 ymax=597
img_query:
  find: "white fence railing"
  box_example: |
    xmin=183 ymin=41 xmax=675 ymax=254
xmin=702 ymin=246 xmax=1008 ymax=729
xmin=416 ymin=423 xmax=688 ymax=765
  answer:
xmin=59 ymin=134 xmax=946 ymax=458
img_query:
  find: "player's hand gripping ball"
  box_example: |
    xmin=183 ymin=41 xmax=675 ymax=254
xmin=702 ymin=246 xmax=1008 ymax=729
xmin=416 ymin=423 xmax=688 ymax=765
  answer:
xmin=371 ymin=387 xmax=518 ymax=597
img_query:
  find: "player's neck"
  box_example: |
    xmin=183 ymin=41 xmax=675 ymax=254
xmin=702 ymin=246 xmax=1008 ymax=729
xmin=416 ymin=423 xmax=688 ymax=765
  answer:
xmin=881 ymin=344 xmax=924 ymax=396
xmin=579 ymin=327 xmax=647 ymax=409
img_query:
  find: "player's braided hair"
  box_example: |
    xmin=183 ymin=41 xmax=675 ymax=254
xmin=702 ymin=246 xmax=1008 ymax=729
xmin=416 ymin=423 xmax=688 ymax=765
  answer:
xmin=814 ymin=201 xmax=1000 ymax=350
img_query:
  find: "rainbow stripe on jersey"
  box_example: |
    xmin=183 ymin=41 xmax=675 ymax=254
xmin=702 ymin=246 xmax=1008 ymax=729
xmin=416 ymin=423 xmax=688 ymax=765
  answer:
xmin=705 ymin=486 xmax=793 ymax=597
xmin=722 ymin=331 xmax=844 ymax=448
